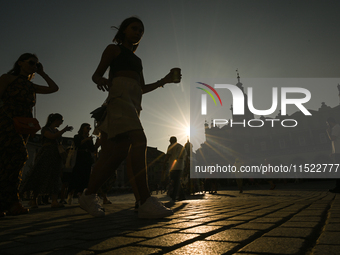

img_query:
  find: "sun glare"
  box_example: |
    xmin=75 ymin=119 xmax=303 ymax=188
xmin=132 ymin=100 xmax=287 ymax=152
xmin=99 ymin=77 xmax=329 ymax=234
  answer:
xmin=186 ymin=126 xmax=190 ymax=138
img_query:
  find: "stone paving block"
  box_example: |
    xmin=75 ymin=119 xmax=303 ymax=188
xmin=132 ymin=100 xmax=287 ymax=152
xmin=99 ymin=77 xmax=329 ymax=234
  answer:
xmin=317 ymin=232 xmax=340 ymax=245
xmin=243 ymin=212 xmax=268 ymax=217
xmin=239 ymin=237 xmax=305 ymax=254
xmin=207 ymin=220 xmax=244 ymax=226
xmin=206 ymin=229 xmax=259 ymax=242
xmin=264 ymin=227 xmax=314 ymax=238
xmin=233 ymin=222 xmax=275 ymax=230
xmin=289 ymin=216 xmax=322 ymax=222
xmin=78 ymin=230 xmax=130 ymax=240
xmin=262 ymin=212 xmax=294 ymax=218
xmin=328 ymin=217 xmax=340 ymax=223
xmin=2 ymin=239 xmax=85 ymax=255
xmin=0 ymin=241 xmax=26 ymax=250
xmin=324 ymin=223 xmax=340 ymax=231
xmin=17 ymin=232 xmax=78 ymax=244
xmin=312 ymin=244 xmax=340 ymax=255
xmin=130 ymin=223 xmax=166 ymax=230
xmin=180 ymin=225 xmax=222 ymax=234
xmin=295 ymin=210 xmax=325 ymax=217
xmin=42 ymin=248 xmax=96 ymax=255
xmin=284 ymin=205 xmax=309 ymax=211
xmin=329 ymin=211 xmax=340 ymax=218
xmin=251 ymin=217 xmax=283 ymax=223
xmin=165 ymin=240 xmax=239 ymax=254
xmin=233 ymin=253 xmax=263 ymax=255
xmin=280 ymin=221 xmax=318 ymax=228
xmin=190 ymin=217 xmax=219 ymax=223
xmin=162 ymin=222 xmax=202 ymax=229
xmin=183 ymin=215 xmax=205 ymax=219
xmin=0 ymin=234 xmax=27 ymax=242
xmin=127 ymin=227 xmax=178 ymax=238
xmin=228 ymin=216 xmax=257 ymax=221
xmin=194 ymin=213 xmax=219 ymax=217
xmin=204 ymin=215 xmax=231 ymax=220
xmin=79 ymin=237 xmax=144 ymax=251
xmin=138 ymin=233 xmax=199 ymax=247
xmin=100 ymin=246 xmax=162 ymax=254
xmin=25 ymin=229 xmax=64 ymax=236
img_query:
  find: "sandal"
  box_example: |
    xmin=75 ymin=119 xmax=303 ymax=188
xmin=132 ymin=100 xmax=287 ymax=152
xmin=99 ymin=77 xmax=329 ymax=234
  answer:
xmin=7 ymin=202 xmax=29 ymax=216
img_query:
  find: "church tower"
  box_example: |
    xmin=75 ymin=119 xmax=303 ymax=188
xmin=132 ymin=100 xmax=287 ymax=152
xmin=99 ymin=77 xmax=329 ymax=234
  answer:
xmin=231 ymin=70 xmax=254 ymax=122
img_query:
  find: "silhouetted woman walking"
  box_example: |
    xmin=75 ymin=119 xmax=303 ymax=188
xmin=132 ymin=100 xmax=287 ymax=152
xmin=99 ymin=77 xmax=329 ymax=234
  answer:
xmin=0 ymin=53 xmax=58 ymax=216
xmin=79 ymin=17 xmax=181 ymax=218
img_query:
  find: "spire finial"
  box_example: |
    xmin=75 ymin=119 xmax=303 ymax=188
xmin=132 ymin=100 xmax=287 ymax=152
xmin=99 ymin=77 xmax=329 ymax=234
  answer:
xmin=236 ymin=69 xmax=240 ymax=83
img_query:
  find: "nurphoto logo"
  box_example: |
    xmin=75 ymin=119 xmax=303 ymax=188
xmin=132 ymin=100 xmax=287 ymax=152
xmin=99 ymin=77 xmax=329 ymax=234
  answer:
xmin=196 ymin=82 xmax=312 ymax=128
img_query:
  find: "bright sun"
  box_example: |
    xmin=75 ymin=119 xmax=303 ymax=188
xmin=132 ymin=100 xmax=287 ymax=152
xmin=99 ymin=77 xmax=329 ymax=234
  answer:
xmin=185 ymin=126 xmax=190 ymax=138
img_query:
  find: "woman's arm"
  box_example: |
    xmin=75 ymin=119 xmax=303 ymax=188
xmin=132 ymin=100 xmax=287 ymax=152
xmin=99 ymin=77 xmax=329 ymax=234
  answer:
xmin=92 ymin=44 xmax=120 ymax=92
xmin=43 ymin=126 xmax=73 ymax=140
xmin=80 ymin=137 xmax=93 ymax=145
xmin=141 ymin=70 xmax=180 ymax=94
xmin=32 ymin=63 xmax=59 ymax=94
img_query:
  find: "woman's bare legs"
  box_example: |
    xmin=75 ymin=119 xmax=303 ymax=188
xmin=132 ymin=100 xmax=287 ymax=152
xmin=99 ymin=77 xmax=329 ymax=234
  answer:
xmin=81 ymin=129 xmax=171 ymax=218
xmin=86 ymin=132 xmax=130 ymax=195
xmin=127 ymin=152 xmax=140 ymax=202
xmin=127 ymin=130 xmax=150 ymax=204
xmin=86 ymin=129 xmax=150 ymax=203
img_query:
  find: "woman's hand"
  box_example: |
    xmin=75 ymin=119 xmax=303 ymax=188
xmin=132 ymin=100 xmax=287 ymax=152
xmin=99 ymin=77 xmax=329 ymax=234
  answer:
xmin=162 ymin=69 xmax=182 ymax=84
xmin=63 ymin=125 xmax=73 ymax=132
xmin=33 ymin=63 xmax=59 ymax=94
xmin=36 ymin=62 xmax=44 ymax=75
xmin=96 ymin=78 xmax=110 ymax=92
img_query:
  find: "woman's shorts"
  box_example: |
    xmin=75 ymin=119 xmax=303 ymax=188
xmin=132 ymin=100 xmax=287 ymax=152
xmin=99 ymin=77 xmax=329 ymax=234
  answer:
xmin=95 ymin=77 xmax=143 ymax=140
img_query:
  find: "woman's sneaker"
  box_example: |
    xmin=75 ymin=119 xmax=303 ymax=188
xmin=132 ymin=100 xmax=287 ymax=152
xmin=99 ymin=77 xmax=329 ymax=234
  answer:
xmin=138 ymin=196 xmax=173 ymax=219
xmin=78 ymin=189 xmax=105 ymax=217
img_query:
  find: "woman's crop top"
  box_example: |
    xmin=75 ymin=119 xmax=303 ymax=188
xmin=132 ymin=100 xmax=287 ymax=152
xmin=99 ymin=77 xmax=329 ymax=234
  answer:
xmin=110 ymin=45 xmax=143 ymax=75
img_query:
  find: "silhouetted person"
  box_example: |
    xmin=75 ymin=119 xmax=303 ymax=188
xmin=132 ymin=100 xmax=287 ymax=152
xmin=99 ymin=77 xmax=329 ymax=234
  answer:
xmin=21 ymin=113 xmax=73 ymax=208
xmin=326 ymin=117 xmax=340 ymax=193
xmin=0 ymin=53 xmax=59 ymax=216
xmin=234 ymin=158 xmax=244 ymax=193
xmin=79 ymin=17 xmax=180 ymax=218
xmin=264 ymin=158 xmax=276 ymax=190
xmin=163 ymin=136 xmax=187 ymax=201
xmin=67 ymin=123 xmax=99 ymax=204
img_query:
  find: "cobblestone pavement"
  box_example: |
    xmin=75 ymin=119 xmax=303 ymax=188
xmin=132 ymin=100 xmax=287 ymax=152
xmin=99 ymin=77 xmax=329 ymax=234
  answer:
xmin=1 ymin=181 xmax=339 ymax=255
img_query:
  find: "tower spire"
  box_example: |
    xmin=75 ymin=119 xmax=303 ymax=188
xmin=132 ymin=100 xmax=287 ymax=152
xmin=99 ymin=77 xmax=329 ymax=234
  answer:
xmin=235 ymin=68 xmax=243 ymax=91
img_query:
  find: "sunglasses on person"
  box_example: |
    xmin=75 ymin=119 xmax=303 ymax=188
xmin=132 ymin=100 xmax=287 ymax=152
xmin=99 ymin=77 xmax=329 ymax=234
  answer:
xmin=25 ymin=60 xmax=39 ymax=66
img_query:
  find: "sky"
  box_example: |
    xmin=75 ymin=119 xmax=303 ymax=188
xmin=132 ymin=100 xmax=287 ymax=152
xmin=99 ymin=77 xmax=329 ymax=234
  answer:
xmin=1 ymin=0 xmax=340 ymax=152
